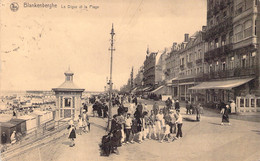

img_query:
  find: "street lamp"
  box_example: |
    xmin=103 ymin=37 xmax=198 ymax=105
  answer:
xmin=107 ymin=24 xmax=115 ymax=132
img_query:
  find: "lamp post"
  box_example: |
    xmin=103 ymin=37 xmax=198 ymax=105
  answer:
xmin=107 ymin=24 xmax=115 ymax=131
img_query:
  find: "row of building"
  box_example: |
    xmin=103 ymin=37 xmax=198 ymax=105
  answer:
xmin=130 ymin=0 xmax=260 ymax=113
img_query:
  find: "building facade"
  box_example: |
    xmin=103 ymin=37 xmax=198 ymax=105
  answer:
xmin=143 ymin=48 xmax=157 ymax=89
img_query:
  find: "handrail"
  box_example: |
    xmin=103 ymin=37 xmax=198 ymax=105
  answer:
xmin=1 ymin=118 xmax=72 ymax=157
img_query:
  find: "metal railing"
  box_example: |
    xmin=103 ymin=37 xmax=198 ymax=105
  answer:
xmin=1 ymin=118 xmax=70 ymax=160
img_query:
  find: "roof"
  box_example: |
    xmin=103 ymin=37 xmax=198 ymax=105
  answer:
xmin=9 ymin=118 xmax=26 ymax=124
xmin=0 ymin=122 xmax=16 ymax=128
xmin=189 ymin=77 xmax=254 ymax=90
xmin=52 ymin=81 xmax=85 ymax=92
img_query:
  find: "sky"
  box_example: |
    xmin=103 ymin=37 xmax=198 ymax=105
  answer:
xmin=0 ymin=0 xmax=207 ymax=92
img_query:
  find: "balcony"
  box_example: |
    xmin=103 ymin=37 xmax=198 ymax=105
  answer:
xmin=187 ymin=62 xmax=193 ymax=68
xmin=180 ymin=65 xmax=184 ymax=70
xmin=234 ymin=66 xmax=258 ymax=77
xmin=204 ymin=44 xmax=233 ymax=62
xmin=205 ymin=17 xmax=232 ymax=41
xmin=203 ymin=66 xmax=258 ymax=80
xmin=204 ymin=70 xmax=234 ymax=80
xmin=196 ymin=58 xmax=202 ymax=65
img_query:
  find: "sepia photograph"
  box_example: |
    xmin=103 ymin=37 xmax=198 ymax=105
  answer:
xmin=0 ymin=0 xmax=260 ymax=160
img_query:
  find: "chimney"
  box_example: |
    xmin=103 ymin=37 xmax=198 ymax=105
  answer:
xmin=172 ymin=42 xmax=177 ymax=50
xmin=202 ymin=26 xmax=207 ymax=32
xmin=184 ymin=33 xmax=189 ymax=42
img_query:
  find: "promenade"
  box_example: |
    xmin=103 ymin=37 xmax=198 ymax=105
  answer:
xmin=5 ymin=100 xmax=260 ymax=161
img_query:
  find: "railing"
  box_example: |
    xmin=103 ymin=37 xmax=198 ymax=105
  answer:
xmin=204 ymin=66 xmax=258 ymax=80
xmin=196 ymin=58 xmax=202 ymax=65
xmin=180 ymin=65 xmax=184 ymax=70
xmin=204 ymin=44 xmax=233 ymax=61
xmin=205 ymin=17 xmax=232 ymax=41
xmin=187 ymin=62 xmax=193 ymax=68
xmin=237 ymin=96 xmax=260 ymax=113
xmin=1 ymin=118 xmax=71 ymax=159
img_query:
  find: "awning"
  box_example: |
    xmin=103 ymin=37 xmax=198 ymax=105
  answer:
xmin=131 ymin=87 xmax=137 ymax=93
xmin=189 ymin=78 xmax=254 ymax=90
xmin=151 ymin=85 xmax=164 ymax=94
xmin=179 ymin=82 xmax=195 ymax=85
xmin=166 ymin=77 xmax=178 ymax=86
xmin=143 ymin=86 xmax=153 ymax=92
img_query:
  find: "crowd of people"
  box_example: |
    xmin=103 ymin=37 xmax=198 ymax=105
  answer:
xmin=100 ymin=97 xmax=184 ymax=156
xmin=67 ymin=105 xmax=90 ymax=147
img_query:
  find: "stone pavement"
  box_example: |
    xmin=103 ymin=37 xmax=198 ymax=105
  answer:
xmin=6 ymin=102 xmax=260 ymax=161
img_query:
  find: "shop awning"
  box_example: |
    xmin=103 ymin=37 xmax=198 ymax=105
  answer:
xmin=131 ymin=87 xmax=137 ymax=93
xmin=141 ymin=86 xmax=153 ymax=92
xmin=151 ymin=85 xmax=164 ymax=94
xmin=189 ymin=78 xmax=254 ymax=90
xmin=166 ymin=77 xmax=178 ymax=86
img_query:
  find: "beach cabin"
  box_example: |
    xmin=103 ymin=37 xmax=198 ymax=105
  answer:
xmin=8 ymin=119 xmax=27 ymax=135
xmin=0 ymin=122 xmax=16 ymax=143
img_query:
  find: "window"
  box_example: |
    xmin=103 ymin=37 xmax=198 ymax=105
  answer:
xmin=244 ymin=20 xmax=253 ymax=38
xmin=235 ymin=25 xmax=243 ymax=42
xmin=198 ymin=50 xmax=202 ymax=59
xmin=230 ymin=57 xmax=235 ymax=69
xmin=209 ymin=64 xmax=213 ymax=73
xmin=236 ymin=3 xmax=243 ymax=15
xmin=255 ymin=20 xmax=257 ymax=35
xmin=250 ymin=52 xmax=256 ymax=66
xmin=180 ymin=58 xmax=184 ymax=65
xmin=229 ymin=31 xmax=233 ymax=43
xmin=222 ymin=62 xmax=226 ymax=70
xmin=215 ymin=61 xmax=219 ymax=71
xmin=65 ymin=98 xmax=71 ymax=107
xmin=242 ymin=55 xmax=247 ymax=68
xmin=221 ymin=35 xmax=226 ymax=46
xmin=215 ymin=38 xmax=219 ymax=48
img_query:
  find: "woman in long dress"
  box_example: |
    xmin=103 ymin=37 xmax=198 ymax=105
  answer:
xmin=221 ymin=104 xmax=231 ymax=125
xmin=10 ymin=131 xmax=16 ymax=145
xmin=230 ymin=100 xmax=236 ymax=114
xmin=155 ymin=109 xmax=164 ymax=141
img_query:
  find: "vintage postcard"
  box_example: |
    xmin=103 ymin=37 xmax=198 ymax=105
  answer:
xmin=0 ymin=0 xmax=260 ymax=161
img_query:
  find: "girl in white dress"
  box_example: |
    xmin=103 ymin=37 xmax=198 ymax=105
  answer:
xmin=155 ymin=109 xmax=164 ymax=140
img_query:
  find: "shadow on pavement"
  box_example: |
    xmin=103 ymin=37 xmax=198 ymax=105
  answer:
xmin=62 ymin=141 xmax=71 ymax=145
xmin=183 ymin=117 xmax=198 ymax=122
xmin=90 ymin=122 xmax=107 ymax=130
xmin=208 ymin=122 xmax=222 ymax=126
xmin=251 ymin=130 xmax=260 ymax=135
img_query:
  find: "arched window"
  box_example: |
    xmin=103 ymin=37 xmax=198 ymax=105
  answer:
xmin=244 ymin=20 xmax=252 ymax=38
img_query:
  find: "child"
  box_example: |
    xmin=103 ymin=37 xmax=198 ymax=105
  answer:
xmin=161 ymin=122 xmax=171 ymax=143
xmin=78 ymin=115 xmax=83 ymax=135
xmin=142 ymin=111 xmax=149 ymax=141
xmin=124 ymin=113 xmax=132 ymax=144
xmin=148 ymin=110 xmax=156 ymax=139
xmin=68 ymin=120 xmax=76 ymax=147
xmin=130 ymin=118 xmax=138 ymax=144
